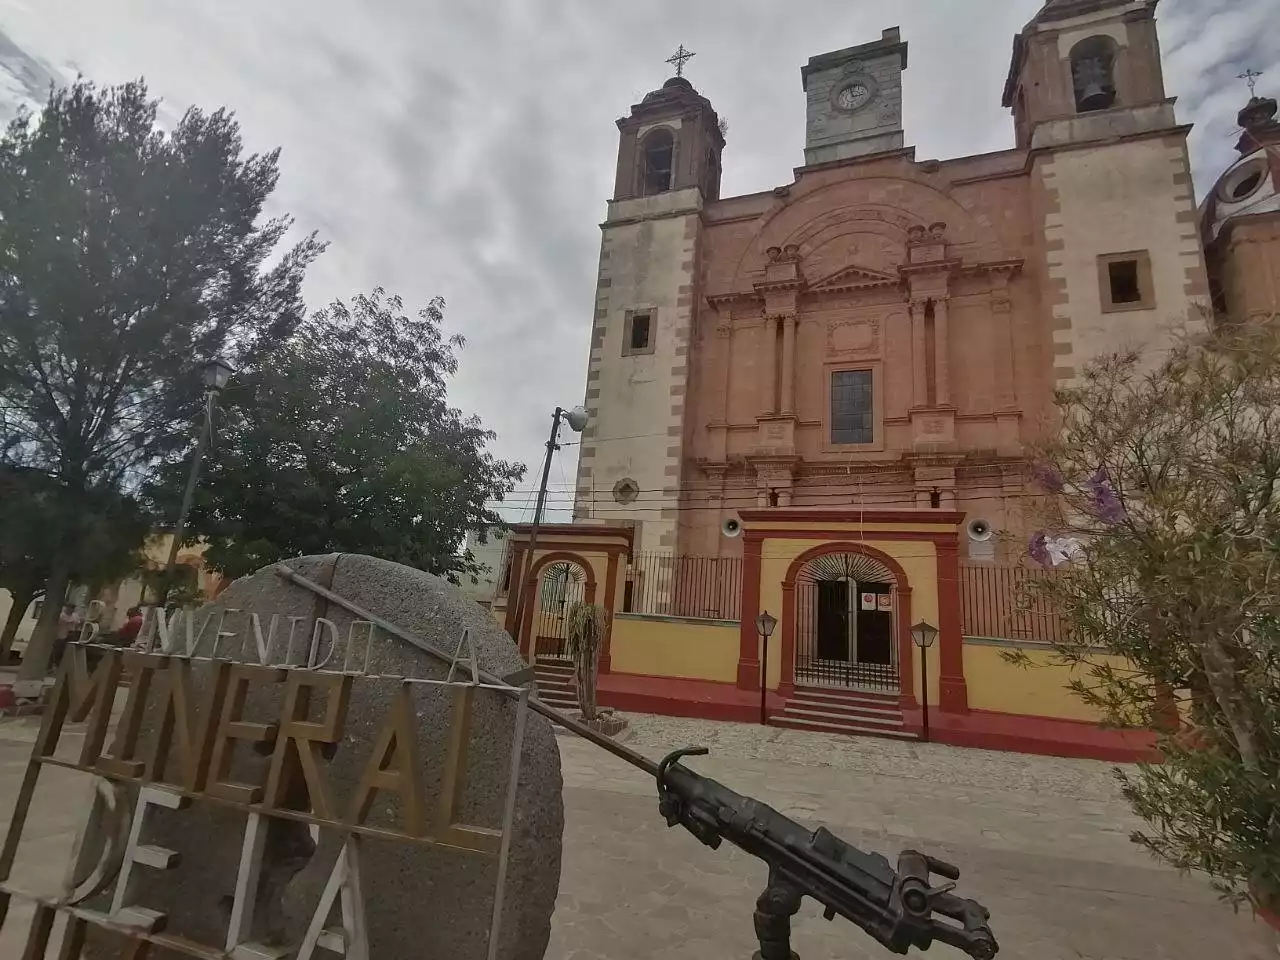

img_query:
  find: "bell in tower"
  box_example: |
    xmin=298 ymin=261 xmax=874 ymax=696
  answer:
xmin=1070 ymin=37 xmax=1118 ymax=113
xmin=611 ymin=51 xmax=725 ymax=203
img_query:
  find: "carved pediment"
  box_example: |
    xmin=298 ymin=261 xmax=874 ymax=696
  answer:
xmin=811 ymin=262 xmax=900 ymax=291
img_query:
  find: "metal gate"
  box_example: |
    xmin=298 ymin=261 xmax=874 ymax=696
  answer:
xmin=533 ymin=561 xmax=586 ymax=659
xmin=793 ymin=553 xmax=899 ymax=692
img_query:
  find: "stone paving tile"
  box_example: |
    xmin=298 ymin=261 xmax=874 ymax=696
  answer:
xmin=554 ymin=714 xmax=1279 ymax=959
xmin=2 ymin=710 xmax=1277 ymax=958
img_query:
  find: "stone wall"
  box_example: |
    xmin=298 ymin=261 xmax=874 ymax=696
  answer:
xmin=574 ymin=187 xmax=702 ymax=554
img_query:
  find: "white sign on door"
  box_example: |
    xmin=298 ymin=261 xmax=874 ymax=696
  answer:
xmin=860 ymin=592 xmax=877 ymax=611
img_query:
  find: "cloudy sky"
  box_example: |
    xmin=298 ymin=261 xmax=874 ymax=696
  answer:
xmin=0 ymin=0 xmax=1276 ymax=522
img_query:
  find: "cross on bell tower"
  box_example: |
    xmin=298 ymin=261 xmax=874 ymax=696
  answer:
xmin=665 ymin=44 xmax=695 ymax=78
xmin=1238 ymin=69 xmax=1264 ymax=98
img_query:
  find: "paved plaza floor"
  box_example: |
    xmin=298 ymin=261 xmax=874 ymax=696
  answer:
xmin=1 ymin=708 xmax=1275 ymax=959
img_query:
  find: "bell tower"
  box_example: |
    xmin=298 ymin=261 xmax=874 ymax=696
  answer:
xmin=1005 ymin=0 xmax=1208 ymax=390
xmin=573 ymin=59 xmax=724 ymax=554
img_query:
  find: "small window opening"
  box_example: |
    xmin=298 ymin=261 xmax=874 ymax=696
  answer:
xmin=641 ymin=129 xmax=674 ymax=195
xmin=1070 ymin=37 xmax=1117 ymax=113
xmin=630 ymin=313 xmax=651 ymax=351
xmin=1108 ymin=260 xmax=1141 ymax=305
xmin=1232 ymin=170 xmax=1264 ymax=200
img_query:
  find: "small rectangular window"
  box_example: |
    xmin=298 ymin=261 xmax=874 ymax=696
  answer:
xmin=831 ymin=370 xmax=874 ymax=445
xmin=622 ymin=310 xmax=655 ymax=356
xmin=1099 ymin=251 xmax=1154 ymax=313
xmin=630 ymin=313 xmax=651 ymax=350
xmin=1108 ymin=260 xmax=1141 ymax=304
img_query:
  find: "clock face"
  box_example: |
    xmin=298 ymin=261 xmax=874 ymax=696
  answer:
xmin=836 ymin=83 xmax=872 ymax=111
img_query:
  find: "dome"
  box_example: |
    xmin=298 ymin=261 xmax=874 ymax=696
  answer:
xmin=1202 ymin=96 xmax=1280 ymax=243
xmin=642 ymin=75 xmax=698 ymax=104
xmin=1204 ymin=149 xmax=1278 ymax=243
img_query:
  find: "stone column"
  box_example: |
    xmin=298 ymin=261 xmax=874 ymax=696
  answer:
xmin=991 ymin=290 xmax=1015 ymax=409
xmin=936 ymin=539 xmax=969 ymax=713
xmin=761 ymin=316 xmax=779 ymax=415
xmin=935 ymin=297 xmax=951 ymax=406
xmin=780 ymin=315 xmax=798 ymax=415
xmin=910 ymin=300 xmax=927 ymax=407
xmin=736 ymin=534 xmax=764 ymax=690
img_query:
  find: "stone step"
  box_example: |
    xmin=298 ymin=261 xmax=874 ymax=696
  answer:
xmin=535 ymin=673 xmax=574 ymax=687
xmin=532 ymin=665 xmax=573 ymax=680
xmin=770 ymin=715 xmax=918 ymax=741
xmin=791 ymin=687 xmax=899 ymax=707
xmin=535 ymin=669 xmax=575 ymax=682
xmin=787 ymin=693 xmax=900 ymax=714
xmin=539 ymin=696 xmax=578 ymax=710
xmin=779 ymin=704 xmax=904 ymax=726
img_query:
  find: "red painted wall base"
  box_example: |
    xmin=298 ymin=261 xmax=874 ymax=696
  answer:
xmin=917 ymin=708 xmax=1158 ymax=763
xmin=597 ymin=672 xmax=785 ymax=725
xmin=598 ymin=672 xmax=1157 ymax=762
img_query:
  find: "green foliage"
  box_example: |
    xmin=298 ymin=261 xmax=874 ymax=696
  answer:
xmin=0 ymin=465 xmax=149 ymax=591
xmin=0 ymin=465 xmax=150 ymax=653
xmin=0 ymin=77 xmax=321 ymax=675
xmin=0 ymin=78 xmax=322 ymax=489
xmin=151 ymin=288 xmax=524 ymax=581
xmin=565 ymin=602 xmax=608 ymax=720
xmin=1029 ymin=321 xmax=1280 ymax=911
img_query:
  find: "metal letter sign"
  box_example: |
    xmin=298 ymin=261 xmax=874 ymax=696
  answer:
xmin=0 ymin=609 xmax=531 ymax=959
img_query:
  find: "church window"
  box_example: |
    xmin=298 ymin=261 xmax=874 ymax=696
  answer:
xmin=641 ymin=128 xmax=675 ymax=195
xmin=612 ymin=478 xmax=640 ymax=505
xmin=1217 ymin=158 xmax=1268 ymax=204
xmin=622 ymin=309 xmax=655 ymax=356
xmin=1099 ymin=251 xmax=1154 ymax=313
xmin=1070 ymin=37 xmax=1117 ymax=113
xmin=830 ymin=370 xmax=874 ymax=445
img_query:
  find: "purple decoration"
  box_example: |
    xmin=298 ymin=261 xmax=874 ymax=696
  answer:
xmin=1086 ymin=467 xmax=1127 ymax=524
xmin=1032 ymin=463 xmax=1065 ymax=493
xmin=1028 ymin=532 xmax=1052 ymax=567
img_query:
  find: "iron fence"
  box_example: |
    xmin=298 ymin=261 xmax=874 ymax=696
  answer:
xmin=624 ymin=554 xmax=743 ymax=621
xmin=959 ymin=563 xmax=1064 ymax=645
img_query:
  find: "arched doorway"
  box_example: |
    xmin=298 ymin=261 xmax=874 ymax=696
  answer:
xmin=793 ymin=550 xmax=901 ymax=691
xmin=532 ymin=559 xmax=589 ymax=660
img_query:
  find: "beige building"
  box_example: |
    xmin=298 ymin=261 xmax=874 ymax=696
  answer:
xmin=0 ymin=535 xmax=221 ymax=658
xmin=491 ymin=0 xmax=1280 ymax=754
xmin=572 ymin=0 xmax=1280 ymax=563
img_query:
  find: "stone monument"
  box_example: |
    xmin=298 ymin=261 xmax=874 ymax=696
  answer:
xmin=0 ymin=553 xmax=564 ymax=960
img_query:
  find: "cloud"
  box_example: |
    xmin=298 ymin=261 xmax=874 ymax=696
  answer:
xmin=0 ymin=0 xmax=1275 ymax=524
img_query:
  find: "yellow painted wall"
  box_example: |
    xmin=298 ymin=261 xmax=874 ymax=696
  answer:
xmin=609 ymin=613 xmax=739 ymax=683
xmin=756 ymin=538 xmax=939 ymax=699
xmin=963 ymin=642 xmax=1116 ymax=722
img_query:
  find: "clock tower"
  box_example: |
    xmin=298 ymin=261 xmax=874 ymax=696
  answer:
xmin=802 ymin=27 xmax=909 ymax=165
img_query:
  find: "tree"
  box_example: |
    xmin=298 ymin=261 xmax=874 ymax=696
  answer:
xmin=1024 ymin=321 xmax=1280 ymax=914
xmin=150 ymin=288 xmax=524 ymax=581
xmin=0 ymin=79 xmax=323 ymax=681
xmin=0 ymin=466 xmax=151 ymax=658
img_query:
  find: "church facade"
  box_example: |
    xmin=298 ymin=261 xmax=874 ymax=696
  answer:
xmin=574 ymin=0 xmax=1213 ymax=558
xmin=496 ymin=0 xmax=1280 ymax=758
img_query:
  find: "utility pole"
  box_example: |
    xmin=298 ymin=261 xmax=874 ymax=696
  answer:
xmin=511 ymin=405 xmax=587 ymax=658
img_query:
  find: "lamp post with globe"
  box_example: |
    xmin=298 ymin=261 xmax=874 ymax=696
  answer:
xmin=755 ymin=609 xmax=778 ymax=725
xmin=911 ymin=620 xmax=939 ymax=742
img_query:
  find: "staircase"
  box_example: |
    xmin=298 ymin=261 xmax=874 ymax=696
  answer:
xmin=533 ymin=658 xmax=579 ymax=713
xmin=771 ymin=685 xmax=915 ymax=740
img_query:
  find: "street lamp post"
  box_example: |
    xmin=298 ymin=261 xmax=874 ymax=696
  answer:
xmin=157 ymin=358 xmax=235 ymax=610
xmin=755 ymin=610 xmax=777 ymax=726
xmin=512 ymin=405 xmax=588 ymax=659
xmin=910 ymin=620 xmax=939 ymax=743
